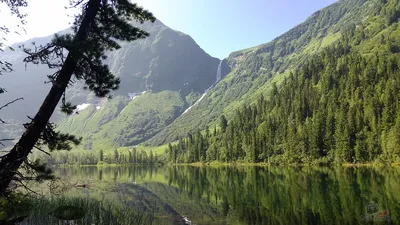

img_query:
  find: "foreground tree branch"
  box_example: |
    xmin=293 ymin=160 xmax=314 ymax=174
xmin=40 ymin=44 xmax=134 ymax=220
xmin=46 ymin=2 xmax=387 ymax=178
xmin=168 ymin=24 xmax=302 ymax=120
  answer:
xmin=0 ymin=98 xmax=24 ymax=114
xmin=0 ymin=0 xmax=155 ymax=195
xmin=0 ymin=98 xmax=23 ymax=147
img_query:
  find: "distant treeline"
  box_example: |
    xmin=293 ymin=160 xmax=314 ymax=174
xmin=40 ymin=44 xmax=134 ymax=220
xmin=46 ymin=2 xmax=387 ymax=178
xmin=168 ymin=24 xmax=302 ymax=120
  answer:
xmin=34 ymin=148 xmax=161 ymax=165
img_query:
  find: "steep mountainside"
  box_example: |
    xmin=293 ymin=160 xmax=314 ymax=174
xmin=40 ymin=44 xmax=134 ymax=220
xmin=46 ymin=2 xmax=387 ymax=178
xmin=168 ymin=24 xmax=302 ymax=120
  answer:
xmin=107 ymin=20 xmax=222 ymax=96
xmin=4 ymin=0 xmax=397 ymax=155
xmin=0 ymin=29 xmax=72 ymax=122
xmin=58 ymin=20 xmax=231 ymax=148
xmin=165 ymin=0 xmax=400 ymax=164
xmin=147 ymin=0 xmax=381 ymax=145
xmin=0 ymin=20 xmax=224 ymax=148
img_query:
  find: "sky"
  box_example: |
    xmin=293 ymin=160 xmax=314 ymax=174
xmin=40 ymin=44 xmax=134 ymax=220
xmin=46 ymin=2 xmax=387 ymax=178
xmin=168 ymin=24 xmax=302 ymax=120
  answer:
xmin=1 ymin=0 xmax=337 ymax=59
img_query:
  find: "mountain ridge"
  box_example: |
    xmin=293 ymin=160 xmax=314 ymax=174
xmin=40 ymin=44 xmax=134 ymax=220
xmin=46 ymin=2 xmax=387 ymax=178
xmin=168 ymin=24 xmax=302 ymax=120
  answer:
xmin=0 ymin=19 xmax=224 ymax=149
xmin=146 ymin=0 xmax=374 ymax=146
xmin=164 ymin=0 xmax=400 ymax=164
xmin=3 ymin=0 xmax=396 ymax=156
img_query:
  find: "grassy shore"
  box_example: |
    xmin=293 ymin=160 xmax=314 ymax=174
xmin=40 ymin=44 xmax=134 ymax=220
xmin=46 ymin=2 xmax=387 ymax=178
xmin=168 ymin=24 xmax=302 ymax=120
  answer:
xmin=174 ymin=161 xmax=400 ymax=167
xmin=55 ymin=160 xmax=400 ymax=168
xmin=1 ymin=195 xmax=158 ymax=225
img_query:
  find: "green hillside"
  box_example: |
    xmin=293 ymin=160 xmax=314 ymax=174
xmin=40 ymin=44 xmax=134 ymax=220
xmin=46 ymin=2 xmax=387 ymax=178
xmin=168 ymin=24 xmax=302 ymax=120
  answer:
xmin=147 ymin=0 xmax=378 ymax=146
xmin=54 ymin=20 xmax=227 ymax=149
xmin=5 ymin=0 xmax=400 ymax=162
xmin=1 ymin=20 xmax=223 ymax=150
xmin=57 ymin=0 xmax=396 ymax=156
xmin=165 ymin=0 xmax=400 ymax=164
xmin=58 ymin=91 xmax=185 ymax=149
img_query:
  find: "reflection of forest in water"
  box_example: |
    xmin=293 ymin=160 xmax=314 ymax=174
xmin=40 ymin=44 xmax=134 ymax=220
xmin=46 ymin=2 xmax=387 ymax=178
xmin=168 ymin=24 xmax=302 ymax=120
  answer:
xmin=55 ymin=166 xmax=400 ymax=225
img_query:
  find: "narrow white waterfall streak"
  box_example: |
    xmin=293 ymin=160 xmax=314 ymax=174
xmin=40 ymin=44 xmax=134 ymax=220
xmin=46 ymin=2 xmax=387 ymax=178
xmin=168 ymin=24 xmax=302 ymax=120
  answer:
xmin=183 ymin=60 xmax=223 ymax=114
xmin=216 ymin=59 xmax=222 ymax=82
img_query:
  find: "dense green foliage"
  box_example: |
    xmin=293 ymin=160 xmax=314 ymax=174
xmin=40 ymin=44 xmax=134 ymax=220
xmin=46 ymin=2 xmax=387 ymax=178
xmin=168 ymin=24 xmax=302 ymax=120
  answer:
xmin=167 ymin=0 xmax=400 ymax=164
xmin=36 ymin=148 xmax=160 ymax=165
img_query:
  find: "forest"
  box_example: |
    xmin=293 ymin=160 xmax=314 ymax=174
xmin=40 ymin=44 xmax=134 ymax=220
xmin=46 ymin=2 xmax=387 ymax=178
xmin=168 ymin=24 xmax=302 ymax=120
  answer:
xmin=166 ymin=1 xmax=400 ymax=164
xmin=36 ymin=148 xmax=160 ymax=165
xmin=2 ymin=0 xmax=400 ymax=224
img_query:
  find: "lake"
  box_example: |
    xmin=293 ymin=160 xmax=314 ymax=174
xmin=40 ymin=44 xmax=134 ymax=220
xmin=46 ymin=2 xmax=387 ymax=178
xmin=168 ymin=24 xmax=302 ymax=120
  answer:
xmin=24 ymin=166 xmax=400 ymax=224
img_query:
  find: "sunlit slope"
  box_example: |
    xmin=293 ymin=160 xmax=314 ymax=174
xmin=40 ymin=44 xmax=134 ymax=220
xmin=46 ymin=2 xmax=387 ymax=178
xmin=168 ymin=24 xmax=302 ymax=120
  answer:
xmin=147 ymin=0 xmax=375 ymax=145
xmin=58 ymin=91 xmax=185 ymax=149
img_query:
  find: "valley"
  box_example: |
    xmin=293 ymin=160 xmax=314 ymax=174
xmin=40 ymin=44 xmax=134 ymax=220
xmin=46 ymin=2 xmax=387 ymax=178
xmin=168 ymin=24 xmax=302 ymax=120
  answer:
xmin=3 ymin=0 xmax=398 ymax=166
xmin=2 ymin=0 xmax=400 ymax=224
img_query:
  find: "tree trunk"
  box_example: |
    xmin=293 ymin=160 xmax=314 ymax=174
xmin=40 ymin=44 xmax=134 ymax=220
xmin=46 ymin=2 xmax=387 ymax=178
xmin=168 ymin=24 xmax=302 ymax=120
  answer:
xmin=0 ymin=0 xmax=102 ymax=195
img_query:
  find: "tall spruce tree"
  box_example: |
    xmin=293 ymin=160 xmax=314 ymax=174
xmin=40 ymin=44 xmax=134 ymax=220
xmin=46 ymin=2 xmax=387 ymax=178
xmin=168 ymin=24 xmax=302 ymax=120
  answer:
xmin=0 ymin=0 xmax=155 ymax=195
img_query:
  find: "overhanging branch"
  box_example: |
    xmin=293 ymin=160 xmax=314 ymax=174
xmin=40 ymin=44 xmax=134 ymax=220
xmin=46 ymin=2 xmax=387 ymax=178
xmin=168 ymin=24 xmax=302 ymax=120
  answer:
xmin=0 ymin=97 xmax=23 ymax=113
xmin=33 ymin=146 xmax=50 ymax=156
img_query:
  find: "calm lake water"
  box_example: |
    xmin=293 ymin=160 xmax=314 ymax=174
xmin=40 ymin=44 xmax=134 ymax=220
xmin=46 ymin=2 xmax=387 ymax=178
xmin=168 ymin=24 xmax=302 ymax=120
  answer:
xmin=50 ymin=166 xmax=400 ymax=225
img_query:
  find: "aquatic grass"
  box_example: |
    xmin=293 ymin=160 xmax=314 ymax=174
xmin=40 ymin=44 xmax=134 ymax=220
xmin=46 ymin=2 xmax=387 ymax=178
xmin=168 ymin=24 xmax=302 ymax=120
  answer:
xmin=19 ymin=196 xmax=157 ymax=225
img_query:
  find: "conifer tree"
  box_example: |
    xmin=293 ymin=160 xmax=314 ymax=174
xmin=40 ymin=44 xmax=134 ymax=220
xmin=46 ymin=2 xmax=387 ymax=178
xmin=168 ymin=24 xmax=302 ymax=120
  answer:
xmin=99 ymin=149 xmax=104 ymax=162
xmin=219 ymin=115 xmax=228 ymax=133
xmin=0 ymin=0 xmax=155 ymax=195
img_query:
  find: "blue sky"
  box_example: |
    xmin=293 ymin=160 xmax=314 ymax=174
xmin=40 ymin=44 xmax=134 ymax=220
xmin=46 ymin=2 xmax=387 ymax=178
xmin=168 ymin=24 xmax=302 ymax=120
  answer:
xmin=1 ymin=0 xmax=337 ymax=59
xmin=137 ymin=0 xmax=337 ymax=58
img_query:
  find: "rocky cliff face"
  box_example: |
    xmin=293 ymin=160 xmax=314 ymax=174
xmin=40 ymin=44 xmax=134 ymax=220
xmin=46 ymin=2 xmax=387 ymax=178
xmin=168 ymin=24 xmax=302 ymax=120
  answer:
xmin=108 ymin=20 xmax=221 ymax=96
xmin=0 ymin=19 xmax=224 ymax=148
xmin=0 ymin=20 xmax=220 ymax=121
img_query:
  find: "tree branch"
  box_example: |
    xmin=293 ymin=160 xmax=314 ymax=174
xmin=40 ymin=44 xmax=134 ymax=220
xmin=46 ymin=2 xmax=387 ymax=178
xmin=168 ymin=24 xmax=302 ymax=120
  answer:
xmin=33 ymin=146 xmax=50 ymax=156
xmin=0 ymin=97 xmax=23 ymax=112
xmin=0 ymin=139 xmax=14 ymax=147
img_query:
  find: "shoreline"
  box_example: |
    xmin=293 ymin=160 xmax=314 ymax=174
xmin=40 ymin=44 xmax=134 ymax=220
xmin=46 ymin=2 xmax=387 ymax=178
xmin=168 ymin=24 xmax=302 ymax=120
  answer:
xmin=174 ymin=161 xmax=400 ymax=167
xmin=53 ymin=161 xmax=400 ymax=167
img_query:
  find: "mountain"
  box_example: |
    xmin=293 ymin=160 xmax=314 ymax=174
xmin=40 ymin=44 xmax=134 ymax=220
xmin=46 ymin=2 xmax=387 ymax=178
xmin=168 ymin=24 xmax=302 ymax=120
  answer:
xmin=164 ymin=0 xmax=400 ymax=164
xmin=0 ymin=20 xmax=227 ymax=149
xmin=147 ymin=0 xmax=377 ymax=145
xmin=3 ymin=0 xmax=400 ymax=160
xmin=0 ymin=28 xmax=75 ymax=121
xmin=107 ymin=20 xmax=223 ymax=96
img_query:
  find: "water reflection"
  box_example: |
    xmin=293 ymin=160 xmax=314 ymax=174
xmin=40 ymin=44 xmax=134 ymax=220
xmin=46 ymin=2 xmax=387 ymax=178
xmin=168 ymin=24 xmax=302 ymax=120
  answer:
xmin=54 ymin=166 xmax=400 ymax=225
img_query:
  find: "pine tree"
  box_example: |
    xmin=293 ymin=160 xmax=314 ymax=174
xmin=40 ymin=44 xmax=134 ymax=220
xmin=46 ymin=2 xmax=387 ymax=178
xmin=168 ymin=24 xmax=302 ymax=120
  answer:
xmin=149 ymin=150 xmax=154 ymax=164
xmin=113 ymin=149 xmax=119 ymax=163
xmin=0 ymin=0 xmax=155 ymax=195
xmin=132 ymin=147 xmax=137 ymax=164
xmin=128 ymin=151 xmax=132 ymax=163
xmin=219 ymin=115 xmax=228 ymax=133
xmin=99 ymin=149 xmax=104 ymax=162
